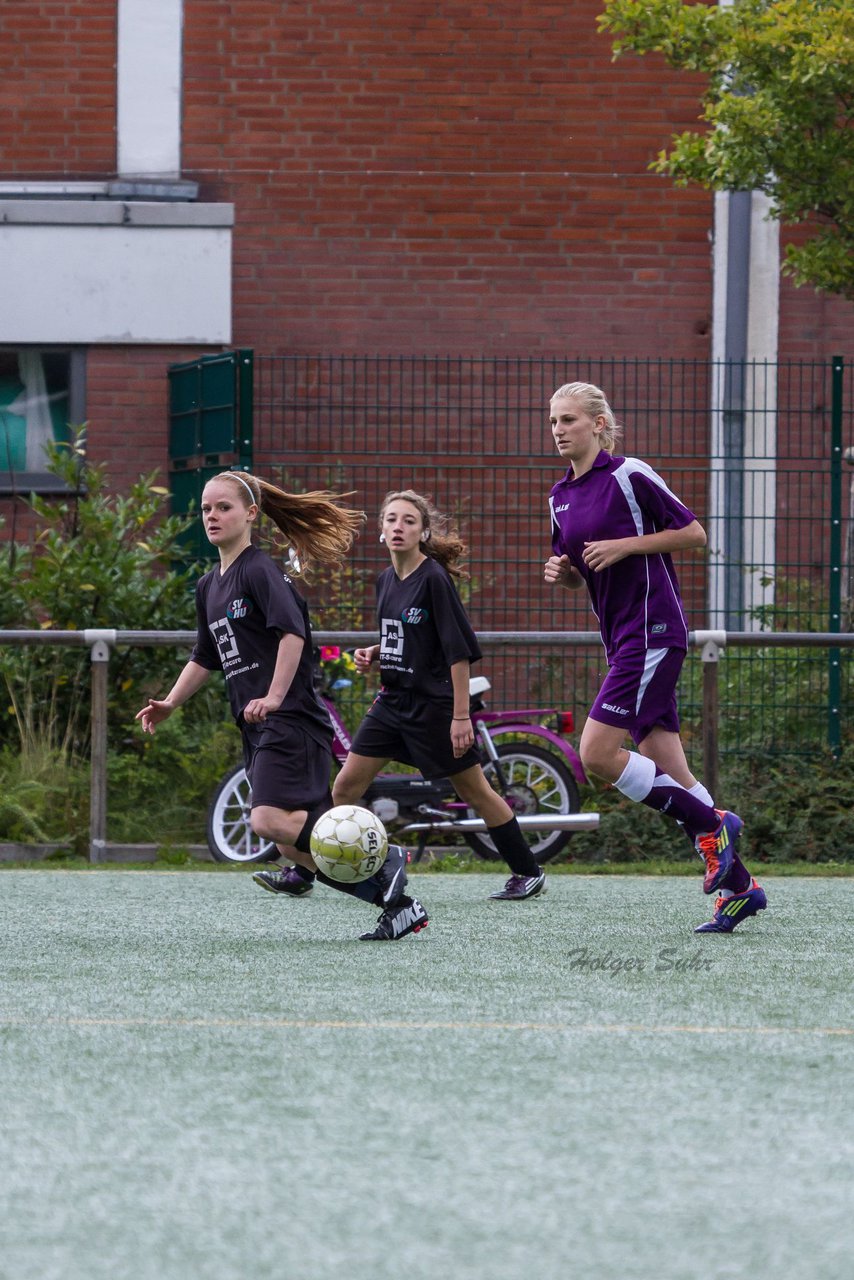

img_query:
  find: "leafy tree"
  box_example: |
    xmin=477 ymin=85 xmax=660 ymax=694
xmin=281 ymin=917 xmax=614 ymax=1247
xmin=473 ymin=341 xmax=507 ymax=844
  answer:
xmin=0 ymin=431 xmax=204 ymax=755
xmin=598 ymin=0 xmax=854 ymax=297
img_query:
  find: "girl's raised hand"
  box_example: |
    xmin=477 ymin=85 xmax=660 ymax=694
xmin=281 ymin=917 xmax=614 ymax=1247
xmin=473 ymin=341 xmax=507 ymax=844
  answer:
xmin=135 ymin=699 xmax=174 ymax=735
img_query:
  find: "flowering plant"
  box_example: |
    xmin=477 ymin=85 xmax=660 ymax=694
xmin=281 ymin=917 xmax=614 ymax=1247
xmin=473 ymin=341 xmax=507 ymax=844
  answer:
xmin=319 ymin=646 xmax=358 ymax=689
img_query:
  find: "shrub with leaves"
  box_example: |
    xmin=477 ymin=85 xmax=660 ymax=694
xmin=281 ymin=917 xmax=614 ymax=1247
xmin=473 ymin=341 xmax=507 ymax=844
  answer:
xmin=568 ymin=746 xmax=854 ymax=866
xmin=0 ymin=431 xmax=204 ymax=755
xmin=599 ymin=0 xmax=854 ymax=298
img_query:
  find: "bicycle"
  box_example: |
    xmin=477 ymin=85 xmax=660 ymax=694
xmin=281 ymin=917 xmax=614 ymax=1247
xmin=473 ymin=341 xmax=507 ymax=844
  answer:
xmin=206 ymin=654 xmax=592 ymax=865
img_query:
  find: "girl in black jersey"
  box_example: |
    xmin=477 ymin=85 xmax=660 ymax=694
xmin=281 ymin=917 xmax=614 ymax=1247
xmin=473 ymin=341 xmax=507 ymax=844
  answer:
xmin=332 ymin=489 xmax=548 ymax=901
xmin=135 ymin=470 xmax=429 ymax=942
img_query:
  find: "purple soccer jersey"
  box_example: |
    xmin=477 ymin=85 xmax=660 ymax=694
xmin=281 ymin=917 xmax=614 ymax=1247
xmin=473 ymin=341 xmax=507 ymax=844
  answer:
xmin=549 ymin=450 xmax=697 ymax=662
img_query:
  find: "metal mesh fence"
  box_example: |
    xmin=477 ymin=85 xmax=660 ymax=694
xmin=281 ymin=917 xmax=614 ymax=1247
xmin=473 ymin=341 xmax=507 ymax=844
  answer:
xmin=238 ymin=354 xmax=852 ymax=754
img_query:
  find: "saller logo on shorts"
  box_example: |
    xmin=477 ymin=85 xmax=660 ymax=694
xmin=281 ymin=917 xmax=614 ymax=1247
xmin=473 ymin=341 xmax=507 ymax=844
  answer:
xmin=401 ymin=607 xmax=429 ymax=624
xmin=602 ymin=702 xmax=629 ymax=716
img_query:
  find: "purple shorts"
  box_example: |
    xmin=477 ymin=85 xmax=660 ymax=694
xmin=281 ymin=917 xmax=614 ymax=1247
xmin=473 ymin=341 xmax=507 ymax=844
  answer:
xmin=587 ymin=647 xmax=684 ymax=746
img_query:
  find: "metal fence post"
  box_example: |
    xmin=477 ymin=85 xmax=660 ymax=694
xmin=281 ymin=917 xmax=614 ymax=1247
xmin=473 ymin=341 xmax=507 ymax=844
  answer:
xmin=86 ymin=631 xmax=116 ymax=864
xmin=698 ymin=634 xmax=725 ymax=799
xmin=829 ymin=355 xmax=843 ymax=755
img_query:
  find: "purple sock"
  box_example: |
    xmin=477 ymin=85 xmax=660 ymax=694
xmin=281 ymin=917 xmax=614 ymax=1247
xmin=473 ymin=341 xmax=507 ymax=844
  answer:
xmin=642 ymin=771 xmax=718 ymax=838
xmin=721 ymin=854 xmax=751 ymax=894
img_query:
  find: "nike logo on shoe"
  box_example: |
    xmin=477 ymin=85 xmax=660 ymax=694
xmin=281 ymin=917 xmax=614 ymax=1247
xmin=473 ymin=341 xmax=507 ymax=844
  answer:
xmin=391 ymin=900 xmax=428 ymax=937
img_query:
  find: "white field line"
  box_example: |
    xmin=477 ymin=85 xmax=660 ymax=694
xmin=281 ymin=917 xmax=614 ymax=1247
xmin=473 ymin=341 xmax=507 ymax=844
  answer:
xmin=0 ymin=1015 xmax=850 ymax=1036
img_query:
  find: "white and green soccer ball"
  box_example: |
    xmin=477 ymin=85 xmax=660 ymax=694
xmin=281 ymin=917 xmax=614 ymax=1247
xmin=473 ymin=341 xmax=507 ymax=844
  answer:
xmin=310 ymin=805 xmax=389 ymax=883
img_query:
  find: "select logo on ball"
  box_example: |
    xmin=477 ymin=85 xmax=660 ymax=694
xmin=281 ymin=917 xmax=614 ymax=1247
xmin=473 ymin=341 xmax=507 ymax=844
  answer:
xmin=310 ymin=804 xmax=389 ymax=883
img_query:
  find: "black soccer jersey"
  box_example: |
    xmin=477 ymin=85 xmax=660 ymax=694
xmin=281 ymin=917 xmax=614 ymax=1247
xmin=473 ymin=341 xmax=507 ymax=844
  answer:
xmin=190 ymin=545 xmax=331 ymax=746
xmin=375 ymin=557 xmax=482 ymax=696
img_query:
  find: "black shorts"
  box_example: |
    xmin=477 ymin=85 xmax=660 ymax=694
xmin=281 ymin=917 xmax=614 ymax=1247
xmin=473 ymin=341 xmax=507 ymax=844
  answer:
xmin=350 ymin=689 xmax=481 ymax=781
xmin=244 ymin=721 xmax=334 ymax=811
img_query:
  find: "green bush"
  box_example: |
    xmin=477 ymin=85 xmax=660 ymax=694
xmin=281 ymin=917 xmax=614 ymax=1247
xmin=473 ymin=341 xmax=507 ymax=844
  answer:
xmin=106 ymin=705 xmax=242 ymax=844
xmin=0 ymin=431 xmax=202 ymax=756
xmin=0 ymin=700 xmax=241 ymax=850
xmin=0 ymin=744 xmax=89 ymax=852
xmin=0 ymin=430 xmax=245 ymax=852
xmin=567 ymin=748 xmax=854 ymax=866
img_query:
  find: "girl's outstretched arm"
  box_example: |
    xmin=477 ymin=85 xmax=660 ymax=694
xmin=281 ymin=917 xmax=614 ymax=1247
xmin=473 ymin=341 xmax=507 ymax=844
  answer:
xmin=135 ymin=660 xmax=212 ymax=733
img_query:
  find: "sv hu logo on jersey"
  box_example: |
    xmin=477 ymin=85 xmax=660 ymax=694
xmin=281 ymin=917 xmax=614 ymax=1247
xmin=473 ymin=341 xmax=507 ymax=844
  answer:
xmin=226 ymin=597 xmax=254 ymax=621
xmin=401 ymin=607 xmax=429 ymax=625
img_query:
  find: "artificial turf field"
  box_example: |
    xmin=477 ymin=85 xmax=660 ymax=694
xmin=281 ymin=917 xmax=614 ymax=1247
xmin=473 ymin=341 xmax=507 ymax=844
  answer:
xmin=1 ymin=870 xmax=852 ymax=1280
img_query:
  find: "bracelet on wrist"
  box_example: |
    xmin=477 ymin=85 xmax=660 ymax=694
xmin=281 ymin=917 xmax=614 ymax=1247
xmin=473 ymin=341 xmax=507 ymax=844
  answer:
xmin=452 ymin=715 xmax=470 ymax=720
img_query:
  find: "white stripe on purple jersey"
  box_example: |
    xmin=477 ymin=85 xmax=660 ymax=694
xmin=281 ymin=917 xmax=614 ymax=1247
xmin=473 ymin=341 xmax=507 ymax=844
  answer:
xmin=549 ymin=450 xmax=695 ymax=661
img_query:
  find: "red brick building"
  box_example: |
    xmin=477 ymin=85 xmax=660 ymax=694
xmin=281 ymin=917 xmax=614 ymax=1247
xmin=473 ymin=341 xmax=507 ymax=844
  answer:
xmin=1 ymin=1 xmax=851 ymax=544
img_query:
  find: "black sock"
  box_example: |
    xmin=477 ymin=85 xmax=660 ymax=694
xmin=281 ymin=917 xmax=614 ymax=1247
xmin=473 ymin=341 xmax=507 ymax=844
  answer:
xmin=315 ymin=871 xmax=392 ymax=905
xmin=487 ymin=818 xmax=541 ymax=877
xmin=316 ymin=842 xmax=407 ymax=907
xmin=288 ymin=799 xmax=330 ymax=886
xmin=293 ymin=797 xmax=332 ymax=855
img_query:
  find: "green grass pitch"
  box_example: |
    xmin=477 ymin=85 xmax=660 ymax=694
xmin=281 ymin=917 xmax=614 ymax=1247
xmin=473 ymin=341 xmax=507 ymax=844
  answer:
xmin=2 ymin=871 xmax=852 ymax=1280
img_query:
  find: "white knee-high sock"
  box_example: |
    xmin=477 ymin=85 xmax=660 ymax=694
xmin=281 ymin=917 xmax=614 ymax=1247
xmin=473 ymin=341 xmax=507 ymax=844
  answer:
xmin=614 ymin=754 xmax=718 ymax=836
xmin=688 ymin=780 xmax=714 ymax=808
xmin=614 ymin=753 xmax=656 ymax=801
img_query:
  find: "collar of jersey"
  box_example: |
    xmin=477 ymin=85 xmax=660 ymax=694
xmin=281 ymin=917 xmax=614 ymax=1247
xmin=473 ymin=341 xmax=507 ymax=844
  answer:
xmin=562 ymin=448 xmax=613 ymax=485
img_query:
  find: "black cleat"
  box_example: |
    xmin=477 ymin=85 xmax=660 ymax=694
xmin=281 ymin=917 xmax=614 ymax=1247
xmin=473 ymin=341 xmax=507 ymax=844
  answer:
xmin=252 ymin=866 xmax=315 ymax=896
xmin=489 ymin=870 xmax=547 ymax=900
xmin=359 ymin=895 xmax=429 ymax=941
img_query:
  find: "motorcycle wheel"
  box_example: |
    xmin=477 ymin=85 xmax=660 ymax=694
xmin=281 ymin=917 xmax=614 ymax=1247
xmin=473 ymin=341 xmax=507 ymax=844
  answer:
xmin=466 ymin=742 xmax=581 ymax=864
xmin=206 ymin=765 xmax=277 ymax=864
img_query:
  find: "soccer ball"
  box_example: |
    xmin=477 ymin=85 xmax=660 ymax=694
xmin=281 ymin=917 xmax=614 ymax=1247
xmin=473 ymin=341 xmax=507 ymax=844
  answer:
xmin=309 ymin=805 xmax=389 ymax=883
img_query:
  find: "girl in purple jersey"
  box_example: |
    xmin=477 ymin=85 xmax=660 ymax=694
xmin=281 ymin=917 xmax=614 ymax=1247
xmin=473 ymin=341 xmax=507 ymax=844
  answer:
xmin=135 ymin=470 xmax=429 ymax=942
xmin=544 ymin=383 xmax=766 ymax=934
xmin=332 ymin=489 xmax=548 ymax=901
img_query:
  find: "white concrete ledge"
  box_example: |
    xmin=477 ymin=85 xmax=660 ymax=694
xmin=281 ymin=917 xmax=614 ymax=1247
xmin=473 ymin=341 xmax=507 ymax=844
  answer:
xmin=0 ymin=212 xmax=233 ymax=344
xmin=0 ymin=180 xmax=201 ymax=201
xmin=0 ymin=200 xmax=233 ymax=227
xmin=0 ymin=181 xmax=113 ymax=199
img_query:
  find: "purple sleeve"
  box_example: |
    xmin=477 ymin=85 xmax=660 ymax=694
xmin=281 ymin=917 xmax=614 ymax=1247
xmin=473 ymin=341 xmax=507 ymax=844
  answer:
xmin=630 ymin=469 xmax=697 ymax=532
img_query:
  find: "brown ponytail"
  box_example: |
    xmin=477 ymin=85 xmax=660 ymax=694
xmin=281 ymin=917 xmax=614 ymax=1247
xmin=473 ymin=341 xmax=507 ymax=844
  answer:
xmin=214 ymin=471 xmax=365 ymax=574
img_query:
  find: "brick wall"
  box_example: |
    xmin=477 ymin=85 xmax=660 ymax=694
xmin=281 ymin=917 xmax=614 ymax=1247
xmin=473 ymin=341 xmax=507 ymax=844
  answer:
xmin=183 ymin=0 xmax=718 ymax=357
xmin=1 ymin=0 xmax=851 ymax=509
xmin=2 ymin=1 xmax=116 ymax=176
xmin=84 ymin=345 xmax=210 ymax=490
